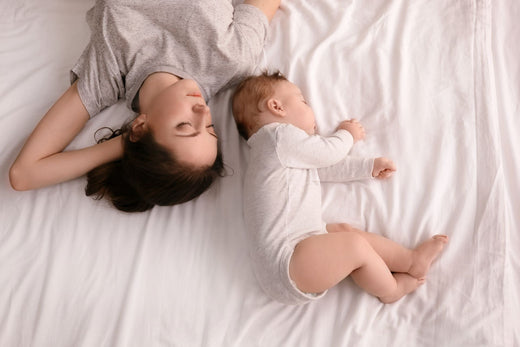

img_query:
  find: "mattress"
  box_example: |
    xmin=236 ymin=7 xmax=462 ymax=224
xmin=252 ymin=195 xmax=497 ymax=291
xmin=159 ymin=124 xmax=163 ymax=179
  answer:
xmin=1 ymin=0 xmax=519 ymax=346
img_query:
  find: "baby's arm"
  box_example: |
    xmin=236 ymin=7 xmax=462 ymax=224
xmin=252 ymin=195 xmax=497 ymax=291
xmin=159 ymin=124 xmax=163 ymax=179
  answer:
xmin=277 ymin=119 xmax=368 ymax=169
xmin=318 ymin=156 xmax=396 ymax=182
xmin=9 ymin=82 xmax=123 ymax=191
xmin=276 ymin=124 xmax=355 ymax=169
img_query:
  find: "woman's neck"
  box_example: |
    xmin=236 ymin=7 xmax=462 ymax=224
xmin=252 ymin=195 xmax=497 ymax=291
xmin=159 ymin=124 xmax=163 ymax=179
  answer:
xmin=138 ymin=72 xmax=180 ymax=113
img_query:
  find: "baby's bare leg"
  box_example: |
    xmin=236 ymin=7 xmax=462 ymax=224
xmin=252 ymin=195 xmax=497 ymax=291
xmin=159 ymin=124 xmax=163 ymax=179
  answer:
xmin=289 ymin=232 xmax=423 ymax=303
xmin=408 ymin=235 xmax=449 ymax=278
xmin=378 ymin=273 xmax=425 ymax=304
xmin=327 ymin=224 xmax=448 ymax=279
xmin=327 ymin=224 xmax=414 ymax=272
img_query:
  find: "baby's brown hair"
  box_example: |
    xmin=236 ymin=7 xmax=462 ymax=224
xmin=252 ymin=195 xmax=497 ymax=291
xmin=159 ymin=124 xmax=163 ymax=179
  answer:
xmin=232 ymin=71 xmax=287 ymax=140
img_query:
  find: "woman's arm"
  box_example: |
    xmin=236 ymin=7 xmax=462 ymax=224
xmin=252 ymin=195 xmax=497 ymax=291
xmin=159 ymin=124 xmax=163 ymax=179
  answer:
xmin=9 ymin=81 xmax=123 ymax=191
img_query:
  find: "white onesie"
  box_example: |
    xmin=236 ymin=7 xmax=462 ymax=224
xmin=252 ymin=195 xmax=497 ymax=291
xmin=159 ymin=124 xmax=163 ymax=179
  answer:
xmin=243 ymin=123 xmax=375 ymax=304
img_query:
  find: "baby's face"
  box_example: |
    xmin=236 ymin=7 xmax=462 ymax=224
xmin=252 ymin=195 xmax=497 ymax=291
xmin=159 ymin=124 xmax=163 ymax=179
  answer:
xmin=273 ymin=81 xmax=316 ymax=135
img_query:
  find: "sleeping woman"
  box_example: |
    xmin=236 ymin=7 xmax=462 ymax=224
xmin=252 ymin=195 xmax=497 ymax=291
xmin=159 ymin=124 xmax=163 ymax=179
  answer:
xmin=9 ymin=0 xmax=280 ymax=212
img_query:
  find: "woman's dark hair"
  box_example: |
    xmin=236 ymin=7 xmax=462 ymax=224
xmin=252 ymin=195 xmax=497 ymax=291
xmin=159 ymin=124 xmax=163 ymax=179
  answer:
xmin=85 ymin=124 xmax=225 ymax=212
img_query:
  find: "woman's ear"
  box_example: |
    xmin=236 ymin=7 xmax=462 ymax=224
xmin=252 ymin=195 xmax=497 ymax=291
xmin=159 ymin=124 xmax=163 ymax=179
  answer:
xmin=266 ymin=98 xmax=286 ymax=117
xmin=129 ymin=114 xmax=148 ymax=142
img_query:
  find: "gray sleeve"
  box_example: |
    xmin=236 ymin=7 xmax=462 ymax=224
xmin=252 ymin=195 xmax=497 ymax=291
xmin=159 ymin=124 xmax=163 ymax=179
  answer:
xmin=70 ymin=5 xmax=126 ymax=117
xmin=275 ymin=125 xmax=355 ymax=169
xmin=70 ymin=48 xmax=124 ymax=117
xmin=318 ymin=157 xmax=374 ymax=182
xmin=232 ymin=4 xmax=269 ymax=61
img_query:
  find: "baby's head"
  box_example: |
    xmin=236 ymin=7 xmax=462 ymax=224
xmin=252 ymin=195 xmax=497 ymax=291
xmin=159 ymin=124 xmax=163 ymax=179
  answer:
xmin=232 ymin=71 xmax=316 ymax=140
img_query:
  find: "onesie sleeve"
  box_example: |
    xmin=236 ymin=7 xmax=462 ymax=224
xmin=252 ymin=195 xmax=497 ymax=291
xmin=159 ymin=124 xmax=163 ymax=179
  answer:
xmin=318 ymin=157 xmax=374 ymax=182
xmin=275 ymin=124 xmax=355 ymax=169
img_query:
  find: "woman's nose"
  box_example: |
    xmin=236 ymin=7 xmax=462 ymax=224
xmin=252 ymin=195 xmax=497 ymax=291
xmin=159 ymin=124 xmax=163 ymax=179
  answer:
xmin=192 ymin=103 xmax=210 ymax=115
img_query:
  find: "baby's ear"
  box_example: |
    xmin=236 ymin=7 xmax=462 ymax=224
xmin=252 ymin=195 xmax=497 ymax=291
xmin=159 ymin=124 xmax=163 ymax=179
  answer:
xmin=129 ymin=114 xmax=148 ymax=142
xmin=266 ymin=98 xmax=286 ymax=117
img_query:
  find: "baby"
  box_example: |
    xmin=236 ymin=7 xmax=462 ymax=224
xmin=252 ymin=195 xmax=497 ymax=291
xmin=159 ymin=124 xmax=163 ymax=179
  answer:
xmin=232 ymin=71 xmax=448 ymax=305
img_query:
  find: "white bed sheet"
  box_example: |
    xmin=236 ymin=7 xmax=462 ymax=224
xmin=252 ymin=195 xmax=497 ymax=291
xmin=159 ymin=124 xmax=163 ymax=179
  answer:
xmin=1 ymin=0 xmax=518 ymax=346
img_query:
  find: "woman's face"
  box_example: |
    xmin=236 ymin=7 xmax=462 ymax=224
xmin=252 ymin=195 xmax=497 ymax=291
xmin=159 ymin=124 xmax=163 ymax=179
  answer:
xmin=144 ymin=79 xmax=218 ymax=168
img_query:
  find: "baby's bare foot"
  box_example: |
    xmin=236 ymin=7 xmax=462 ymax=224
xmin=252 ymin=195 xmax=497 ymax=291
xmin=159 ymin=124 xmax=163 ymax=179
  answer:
xmin=408 ymin=235 xmax=449 ymax=279
xmin=379 ymin=273 xmax=425 ymax=304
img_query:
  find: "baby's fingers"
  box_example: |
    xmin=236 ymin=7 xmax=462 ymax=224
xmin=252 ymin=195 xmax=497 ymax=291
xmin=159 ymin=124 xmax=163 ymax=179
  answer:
xmin=376 ymin=169 xmax=394 ymax=179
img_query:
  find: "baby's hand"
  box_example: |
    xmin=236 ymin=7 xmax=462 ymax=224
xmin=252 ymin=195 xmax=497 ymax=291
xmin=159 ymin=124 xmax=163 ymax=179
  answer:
xmin=372 ymin=157 xmax=396 ymax=179
xmin=337 ymin=119 xmax=365 ymax=142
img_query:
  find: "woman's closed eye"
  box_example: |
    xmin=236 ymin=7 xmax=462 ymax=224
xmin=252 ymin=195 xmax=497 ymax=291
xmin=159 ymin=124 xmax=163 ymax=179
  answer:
xmin=176 ymin=122 xmax=213 ymax=129
xmin=173 ymin=122 xmax=199 ymax=138
xmin=176 ymin=121 xmax=192 ymax=129
xmin=175 ymin=122 xmax=217 ymax=139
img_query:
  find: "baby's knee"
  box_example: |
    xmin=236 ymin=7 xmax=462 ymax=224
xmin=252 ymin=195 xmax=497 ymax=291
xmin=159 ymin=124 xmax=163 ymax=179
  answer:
xmin=327 ymin=223 xmax=355 ymax=233
xmin=340 ymin=223 xmax=368 ymax=237
xmin=340 ymin=231 xmax=371 ymax=254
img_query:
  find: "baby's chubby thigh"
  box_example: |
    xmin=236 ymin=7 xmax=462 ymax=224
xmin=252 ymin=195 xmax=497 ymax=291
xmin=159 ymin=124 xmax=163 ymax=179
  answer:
xmin=289 ymin=228 xmax=372 ymax=294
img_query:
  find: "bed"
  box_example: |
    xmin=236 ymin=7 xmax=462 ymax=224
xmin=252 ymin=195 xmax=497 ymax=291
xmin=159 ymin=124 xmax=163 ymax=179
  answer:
xmin=1 ymin=0 xmax=519 ymax=346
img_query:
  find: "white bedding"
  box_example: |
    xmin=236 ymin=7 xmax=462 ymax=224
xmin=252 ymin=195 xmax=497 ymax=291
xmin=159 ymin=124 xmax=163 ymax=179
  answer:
xmin=1 ymin=0 xmax=519 ymax=346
